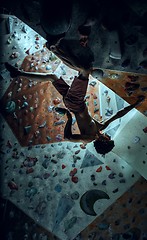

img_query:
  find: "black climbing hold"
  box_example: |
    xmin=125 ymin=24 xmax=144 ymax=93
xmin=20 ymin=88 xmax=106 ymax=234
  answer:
xmin=102 ymin=180 xmax=107 ymax=185
xmin=91 ymin=174 xmax=95 ymax=181
xmin=113 ymin=188 xmax=118 ymax=193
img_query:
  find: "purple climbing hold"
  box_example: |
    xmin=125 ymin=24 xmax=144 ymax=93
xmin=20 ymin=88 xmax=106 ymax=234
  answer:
xmin=43 ymin=173 xmax=50 ymax=179
xmin=56 ymin=134 xmax=62 ymax=141
xmin=108 ymin=172 xmax=116 ymax=179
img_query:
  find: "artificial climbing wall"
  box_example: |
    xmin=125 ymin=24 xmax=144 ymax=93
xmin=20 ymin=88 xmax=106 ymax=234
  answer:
xmin=0 ymin=14 xmax=147 ymax=240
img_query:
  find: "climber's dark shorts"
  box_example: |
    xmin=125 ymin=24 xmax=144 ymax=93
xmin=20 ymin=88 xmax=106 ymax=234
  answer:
xmin=53 ymin=76 xmax=88 ymax=113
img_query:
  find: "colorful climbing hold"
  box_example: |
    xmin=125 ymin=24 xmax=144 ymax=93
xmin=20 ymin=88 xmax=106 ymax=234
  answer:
xmin=53 ymin=97 xmax=61 ymax=105
xmin=80 ymin=143 xmax=86 ymax=149
xmin=102 ymin=180 xmax=107 ymax=185
xmin=71 ymin=176 xmax=79 ymax=183
xmin=42 ymin=159 xmax=50 ymax=169
xmin=105 ymin=166 xmax=111 ymax=170
xmin=91 ymin=174 xmax=95 ymax=181
xmin=25 ymin=187 xmax=37 ymax=198
xmin=62 ymin=164 xmax=66 ymax=169
xmin=56 ymin=134 xmax=62 ymax=141
xmin=113 ymin=188 xmax=118 ymax=193
xmin=69 ymin=168 xmax=77 ymax=176
xmin=54 ymin=184 xmax=62 ymax=193
xmin=8 ymin=180 xmax=18 ymax=190
xmin=5 ymin=101 xmax=16 ymax=113
xmin=6 ymin=140 xmax=13 ymax=148
xmin=132 ymin=136 xmax=140 ymax=143
xmin=46 ymin=136 xmax=51 ymax=141
xmin=75 ymin=150 xmax=80 ymax=154
xmin=143 ymin=127 xmax=147 ymax=133
xmin=119 ymin=178 xmax=126 ymax=183
xmin=39 ymin=121 xmax=46 ymax=128
xmin=54 ymin=120 xmax=65 ymax=126
xmin=24 ymin=126 xmax=32 ymax=135
xmin=96 ymin=166 xmax=102 ymax=172
xmin=98 ymin=221 xmax=109 ymax=230
xmin=71 ymin=191 xmax=80 ymax=200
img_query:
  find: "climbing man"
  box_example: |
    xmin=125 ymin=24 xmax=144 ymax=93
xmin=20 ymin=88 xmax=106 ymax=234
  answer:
xmin=5 ymin=62 xmax=145 ymax=155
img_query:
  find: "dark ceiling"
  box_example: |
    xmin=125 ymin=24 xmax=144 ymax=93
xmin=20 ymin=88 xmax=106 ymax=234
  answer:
xmin=0 ymin=0 xmax=147 ymax=74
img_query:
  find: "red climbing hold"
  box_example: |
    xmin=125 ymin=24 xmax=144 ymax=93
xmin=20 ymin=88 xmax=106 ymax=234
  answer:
xmin=62 ymin=164 xmax=66 ymax=169
xmin=71 ymin=176 xmax=79 ymax=183
xmin=105 ymin=166 xmax=111 ymax=170
xmin=143 ymin=127 xmax=147 ymax=133
xmin=8 ymin=181 xmax=18 ymax=190
xmin=96 ymin=166 xmax=102 ymax=172
xmin=80 ymin=143 xmax=86 ymax=149
xmin=69 ymin=168 xmax=77 ymax=176
xmin=53 ymin=97 xmax=61 ymax=105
